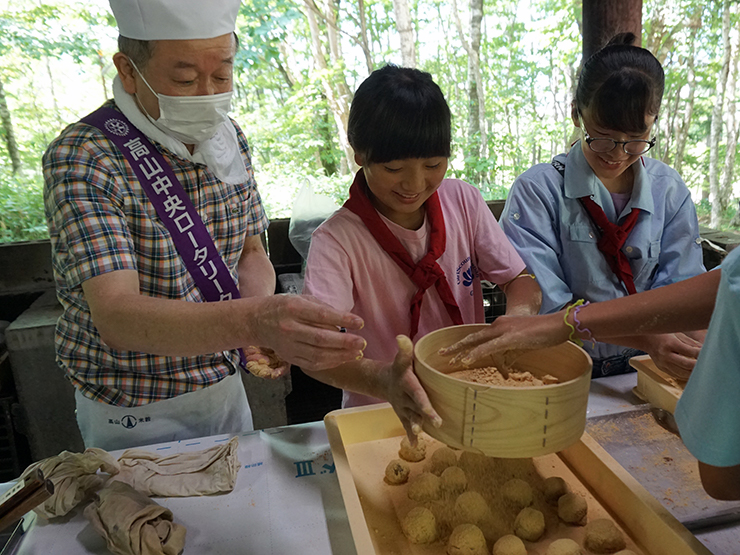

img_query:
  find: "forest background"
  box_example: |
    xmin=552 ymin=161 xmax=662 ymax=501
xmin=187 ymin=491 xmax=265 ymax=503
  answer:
xmin=0 ymin=0 xmax=739 ymax=243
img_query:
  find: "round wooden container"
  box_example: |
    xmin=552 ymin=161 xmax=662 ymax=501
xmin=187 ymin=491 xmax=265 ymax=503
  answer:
xmin=414 ymin=324 xmax=592 ymax=458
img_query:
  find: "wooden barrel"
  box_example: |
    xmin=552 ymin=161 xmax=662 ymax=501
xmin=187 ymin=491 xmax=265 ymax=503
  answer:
xmin=414 ymin=324 xmax=592 ymax=458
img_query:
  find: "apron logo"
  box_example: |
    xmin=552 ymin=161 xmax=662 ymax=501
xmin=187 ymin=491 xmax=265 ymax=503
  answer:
xmin=104 ymin=118 xmax=129 ymax=137
xmin=121 ymin=415 xmax=138 ymax=429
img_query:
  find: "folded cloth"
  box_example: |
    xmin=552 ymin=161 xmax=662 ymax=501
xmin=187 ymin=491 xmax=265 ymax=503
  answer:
xmin=20 ymin=448 xmax=120 ymax=518
xmin=84 ymin=481 xmax=186 ymax=555
xmin=113 ymin=436 xmax=239 ymax=497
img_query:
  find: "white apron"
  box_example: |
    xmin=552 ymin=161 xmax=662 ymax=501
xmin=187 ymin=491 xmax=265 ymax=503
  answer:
xmin=75 ymin=372 xmax=253 ymax=451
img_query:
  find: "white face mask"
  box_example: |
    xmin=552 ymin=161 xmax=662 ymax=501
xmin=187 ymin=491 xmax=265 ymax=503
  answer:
xmin=130 ymin=59 xmax=233 ymax=145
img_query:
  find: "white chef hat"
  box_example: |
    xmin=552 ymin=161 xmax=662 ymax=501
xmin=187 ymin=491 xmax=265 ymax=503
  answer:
xmin=109 ymin=0 xmax=241 ymax=41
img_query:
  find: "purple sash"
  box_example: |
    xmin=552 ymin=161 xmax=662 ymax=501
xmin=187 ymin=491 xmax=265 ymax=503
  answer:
xmin=81 ymin=106 xmax=246 ymax=367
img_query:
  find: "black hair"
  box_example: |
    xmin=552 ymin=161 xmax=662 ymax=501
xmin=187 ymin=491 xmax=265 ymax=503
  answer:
xmin=575 ymin=33 xmax=664 ymax=134
xmin=347 ymin=64 xmax=451 ymax=164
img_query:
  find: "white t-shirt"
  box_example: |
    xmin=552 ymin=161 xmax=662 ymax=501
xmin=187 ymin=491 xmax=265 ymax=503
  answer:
xmin=303 ymin=179 xmax=526 ymax=407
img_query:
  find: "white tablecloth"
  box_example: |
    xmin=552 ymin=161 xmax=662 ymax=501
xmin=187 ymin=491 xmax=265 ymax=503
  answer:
xmin=9 ymin=422 xmax=357 ymax=555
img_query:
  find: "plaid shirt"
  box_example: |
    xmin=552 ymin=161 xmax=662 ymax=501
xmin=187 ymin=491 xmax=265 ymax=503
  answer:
xmin=42 ymin=100 xmax=269 ymax=407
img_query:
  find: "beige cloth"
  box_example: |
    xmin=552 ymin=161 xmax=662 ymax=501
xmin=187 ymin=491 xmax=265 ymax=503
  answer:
xmin=113 ymin=436 xmax=239 ymax=497
xmin=84 ymin=481 xmax=186 ymax=555
xmin=20 ymin=448 xmax=120 ymax=518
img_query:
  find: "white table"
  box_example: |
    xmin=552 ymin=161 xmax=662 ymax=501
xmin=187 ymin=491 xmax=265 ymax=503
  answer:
xmin=9 ymin=422 xmax=357 ymax=555
xmin=6 ymin=373 xmax=739 ymax=554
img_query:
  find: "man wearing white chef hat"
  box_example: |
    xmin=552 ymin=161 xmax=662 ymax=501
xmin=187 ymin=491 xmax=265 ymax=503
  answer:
xmin=41 ymin=0 xmax=365 ymax=451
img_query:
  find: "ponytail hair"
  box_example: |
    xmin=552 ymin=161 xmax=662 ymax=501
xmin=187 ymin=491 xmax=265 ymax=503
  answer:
xmin=575 ymin=32 xmax=664 ymax=134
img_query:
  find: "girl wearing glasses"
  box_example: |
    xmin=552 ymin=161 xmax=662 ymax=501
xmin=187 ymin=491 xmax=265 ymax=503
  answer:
xmin=499 ymin=33 xmax=706 ymax=380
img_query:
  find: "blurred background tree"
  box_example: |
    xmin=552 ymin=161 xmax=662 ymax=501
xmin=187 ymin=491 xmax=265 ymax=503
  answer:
xmin=0 ymin=0 xmax=738 ymax=242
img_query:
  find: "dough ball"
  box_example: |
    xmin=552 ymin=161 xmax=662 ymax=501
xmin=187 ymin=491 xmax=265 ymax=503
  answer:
xmin=558 ymin=492 xmax=588 ymax=525
xmin=426 ymin=446 xmax=458 ymax=475
xmin=501 ymin=478 xmax=533 ymax=510
xmin=513 ymin=507 xmax=545 ymax=542
xmin=584 ymin=519 xmax=626 ymax=553
xmin=458 ymin=451 xmax=490 ymax=474
xmin=408 ymin=472 xmax=442 ymax=502
xmin=492 ymin=534 xmax=527 ymax=555
xmin=453 ymin=491 xmax=490 ymax=526
xmin=543 ymin=476 xmax=569 ymax=505
xmin=401 ymin=506 xmax=437 ymax=544
xmin=614 ymin=551 xmax=638 ymax=555
xmin=399 ymin=435 xmax=427 ymax=462
xmin=546 ymin=538 xmax=582 ymax=555
xmin=440 ymin=466 xmax=468 ymax=496
xmin=384 ymin=459 xmax=411 ymax=485
xmin=447 ymin=523 xmax=488 ymax=555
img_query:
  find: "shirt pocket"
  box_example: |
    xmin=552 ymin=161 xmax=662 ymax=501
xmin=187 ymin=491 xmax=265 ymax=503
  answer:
xmin=630 ymin=240 xmax=661 ymax=284
xmin=564 ymin=224 xmax=613 ymax=288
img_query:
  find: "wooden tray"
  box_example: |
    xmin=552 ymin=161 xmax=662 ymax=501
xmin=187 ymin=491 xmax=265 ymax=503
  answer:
xmin=630 ymin=355 xmax=684 ymax=414
xmin=325 ymin=404 xmax=710 ymax=555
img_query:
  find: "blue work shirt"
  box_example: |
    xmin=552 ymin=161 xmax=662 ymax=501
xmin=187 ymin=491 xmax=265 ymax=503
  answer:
xmin=501 ymin=142 xmax=705 ymax=360
xmin=675 ymin=248 xmax=740 ymax=467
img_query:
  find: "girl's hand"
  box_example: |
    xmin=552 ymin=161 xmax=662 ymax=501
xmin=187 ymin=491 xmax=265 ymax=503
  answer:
xmin=244 ymin=346 xmax=290 ymax=379
xmin=438 ymin=312 xmax=570 ymax=368
xmin=383 ymin=335 xmax=442 ymax=443
xmin=644 ymin=332 xmax=704 ymax=381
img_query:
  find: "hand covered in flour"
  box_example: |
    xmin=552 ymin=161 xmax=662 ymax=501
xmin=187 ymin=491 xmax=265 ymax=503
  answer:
xmin=382 ymin=335 xmax=442 ymax=443
xmin=438 ymin=312 xmax=569 ymax=368
xmin=644 ymin=332 xmax=704 ymax=381
xmin=244 ymin=346 xmax=289 ymax=379
xmin=244 ymin=294 xmax=365 ymax=372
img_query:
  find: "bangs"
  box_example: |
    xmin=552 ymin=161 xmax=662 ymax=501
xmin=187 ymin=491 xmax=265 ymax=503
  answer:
xmin=586 ymin=69 xmax=660 ymax=134
xmin=365 ymin=110 xmax=451 ymax=164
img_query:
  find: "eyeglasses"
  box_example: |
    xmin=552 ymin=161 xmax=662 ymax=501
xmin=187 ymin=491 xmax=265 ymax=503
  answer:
xmin=578 ymin=115 xmax=656 ymax=156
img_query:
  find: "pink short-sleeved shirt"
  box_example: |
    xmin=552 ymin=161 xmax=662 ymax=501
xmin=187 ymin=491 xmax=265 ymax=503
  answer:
xmin=303 ymin=179 xmax=525 ymax=407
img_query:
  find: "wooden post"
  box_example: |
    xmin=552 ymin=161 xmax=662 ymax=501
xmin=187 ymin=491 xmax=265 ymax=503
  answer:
xmin=582 ymin=0 xmax=643 ymax=63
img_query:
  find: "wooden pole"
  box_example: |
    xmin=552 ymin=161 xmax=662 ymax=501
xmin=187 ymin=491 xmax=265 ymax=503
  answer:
xmin=582 ymin=0 xmax=643 ymax=63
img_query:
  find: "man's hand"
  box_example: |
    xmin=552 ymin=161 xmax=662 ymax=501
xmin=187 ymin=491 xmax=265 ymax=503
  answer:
xmin=380 ymin=335 xmax=442 ymax=443
xmin=244 ymin=294 xmax=365 ymax=372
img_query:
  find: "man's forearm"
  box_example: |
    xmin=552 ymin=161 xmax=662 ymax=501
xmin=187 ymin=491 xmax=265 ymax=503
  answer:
xmin=238 ymin=247 xmax=276 ymax=298
xmin=91 ymin=292 xmax=260 ymax=357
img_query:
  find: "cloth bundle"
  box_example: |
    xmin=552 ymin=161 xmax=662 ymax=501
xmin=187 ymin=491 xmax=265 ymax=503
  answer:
xmin=85 ymin=481 xmax=186 ymax=555
xmin=20 ymin=448 xmax=120 ymax=518
xmin=113 ymin=436 xmax=240 ymax=497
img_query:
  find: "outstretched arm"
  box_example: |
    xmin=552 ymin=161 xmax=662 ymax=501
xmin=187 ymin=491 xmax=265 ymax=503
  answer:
xmin=440 ymin=270 xmax=720 ymax=367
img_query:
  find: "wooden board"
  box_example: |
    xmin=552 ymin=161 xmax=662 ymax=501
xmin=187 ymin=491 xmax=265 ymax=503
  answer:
xmin=325 ymin=404 xmax=710 ymax=555
xmin=630 ymin=355 xmax=684 ymax=414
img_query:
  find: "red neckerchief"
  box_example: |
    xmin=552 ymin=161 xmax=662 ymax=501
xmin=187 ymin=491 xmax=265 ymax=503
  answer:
xmin=343 ymin=170 xmax=464 ymax=339
xmin=579 ymin=197 xmax=641 ymax=294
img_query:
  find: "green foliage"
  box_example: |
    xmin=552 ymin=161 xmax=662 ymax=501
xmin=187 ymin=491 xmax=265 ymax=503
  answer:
xmin=0 ymin=0 xmax=738 ymax=245
xmin=0 ymin=167 xmax=48 ymax=242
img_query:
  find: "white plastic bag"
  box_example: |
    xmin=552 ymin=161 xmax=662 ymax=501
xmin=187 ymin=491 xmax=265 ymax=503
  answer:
xmin=288 ymin=180 xmax=339 ymax=261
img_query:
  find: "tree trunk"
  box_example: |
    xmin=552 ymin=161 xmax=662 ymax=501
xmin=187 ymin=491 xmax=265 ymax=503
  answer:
xmin=672 ymin=18 xmax=699 ymax=177
xmin=303 ymin=0 xmax=356 ymax=175
xmin=582 ymin=0 xmax=642 ymax=63
xmin=392 ymin=0 xmax=416 ymax=67
xmin=0 ymin=78 xmax=22 ymax=174
xmin=720 ymin=15 xmax=739 ymax=215
xmin=709 ymin=0 xmax=732 ymax=228
xmin=452 ymin=0 xmax=486 ymax=186
xmin=357 ymin=0 xmax=374 ymax=74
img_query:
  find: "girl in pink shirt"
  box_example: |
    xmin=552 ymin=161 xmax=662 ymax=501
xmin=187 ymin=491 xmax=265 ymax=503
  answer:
xmin=302 ymin=65 xmax=542 ymax=438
